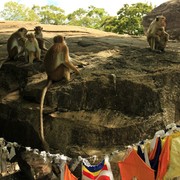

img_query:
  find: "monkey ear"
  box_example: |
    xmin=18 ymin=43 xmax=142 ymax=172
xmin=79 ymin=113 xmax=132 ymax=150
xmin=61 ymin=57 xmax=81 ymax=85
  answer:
xmin=41 ymin=27 xmax=43 ymax=30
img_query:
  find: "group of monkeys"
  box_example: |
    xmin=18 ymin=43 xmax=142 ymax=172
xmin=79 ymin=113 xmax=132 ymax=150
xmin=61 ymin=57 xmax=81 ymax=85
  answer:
xmin=6 ymin=14 xmax=169 ymax=82
xmin=7 ymin=25 xmax=80 ymax=78
xmin=5 ymin=15 xmax=169 ymax=151
xmin=6 ymin=25 xmax=80 ymax=150
xmin=7 ymin=26 xmax=44 ymax=63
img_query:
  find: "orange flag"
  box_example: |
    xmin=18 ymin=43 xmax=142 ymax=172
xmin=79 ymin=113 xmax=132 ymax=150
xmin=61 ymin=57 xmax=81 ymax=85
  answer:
xmin=118 ymin=149 xmax=154 ymax=180
xmin=64 ymin=164 xmax=78 ymax=180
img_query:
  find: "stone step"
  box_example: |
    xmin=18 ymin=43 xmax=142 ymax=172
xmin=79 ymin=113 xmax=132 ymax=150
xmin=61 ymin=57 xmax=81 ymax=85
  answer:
xmin=23 ymin=73 xmax=161 ymax=117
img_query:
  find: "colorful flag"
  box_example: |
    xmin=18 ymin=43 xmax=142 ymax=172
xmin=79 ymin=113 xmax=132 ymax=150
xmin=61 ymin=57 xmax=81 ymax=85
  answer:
xmin=82 ymin=155 xmax=114 ymax=180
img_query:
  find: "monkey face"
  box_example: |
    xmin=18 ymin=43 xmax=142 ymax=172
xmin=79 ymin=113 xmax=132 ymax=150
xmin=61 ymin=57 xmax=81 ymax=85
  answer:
xmin=18 ymin=27 xmax=28 ymax=37
xmin=34 ymin=26 xmax=43 ymax=34
xmin=28 ymin=37 xmax=34 ymax=42
xmin=26 ymin=33 xmax=35 ymax=42
xmin=23 ymin=29 xmax=28 ymax=36
xmin=156 ymin=15 xmax=166 ymax=27
xmin=20 ymin=30 xmax=28 ymax=38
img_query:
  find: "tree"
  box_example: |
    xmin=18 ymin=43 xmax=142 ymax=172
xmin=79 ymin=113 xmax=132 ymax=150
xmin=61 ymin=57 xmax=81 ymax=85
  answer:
xmin=87 ymin=6 xmax=109 ymax=29
xmin=101 ymin=16 xmax=119 ymax=32
xmin=32 ymin=5 xmax=66 ymax=25
xmin=0 ymin=1 xmax=39 ymax=21
xmin=67 ymin=6 xmax=109 ymax=29
xmin=67 ymin=8 xmax=88 ymax=26
xmin=102 ymin=3 xmax=153 ymax=35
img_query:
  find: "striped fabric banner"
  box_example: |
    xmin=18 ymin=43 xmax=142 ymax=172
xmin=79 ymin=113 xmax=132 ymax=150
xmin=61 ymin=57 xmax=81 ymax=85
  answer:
xmin=82 ymin=155 xmax=114 ymax=180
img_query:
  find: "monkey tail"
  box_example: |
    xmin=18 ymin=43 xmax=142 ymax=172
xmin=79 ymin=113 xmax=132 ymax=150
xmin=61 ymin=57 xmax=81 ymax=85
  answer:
xmin=40 ymin=80 xmax=52 ymax=151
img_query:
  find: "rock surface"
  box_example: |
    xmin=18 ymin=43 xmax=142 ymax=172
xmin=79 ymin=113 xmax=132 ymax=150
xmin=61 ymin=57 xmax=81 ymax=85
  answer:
xmin=0 ymin=20 xmax=180 ymax=179
xmin=142 ymin=0 xmax=180 ymax=40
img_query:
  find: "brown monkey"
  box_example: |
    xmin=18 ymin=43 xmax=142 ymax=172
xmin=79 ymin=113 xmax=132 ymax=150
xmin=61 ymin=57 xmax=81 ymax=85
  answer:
xmin=155 ymin=27 xmax=169 ymax=51
xmin=146 ymin=15 xmax=169 ymax=52
xmin=34 ymin=26 xmax=51 ymax=51
xmin=7 ymin=27 xmax=28 ymax=60
xmin=25 ymin=33 xmax=41 ymax=64
xmin=39 ymin=35 xmax=80 ymax=151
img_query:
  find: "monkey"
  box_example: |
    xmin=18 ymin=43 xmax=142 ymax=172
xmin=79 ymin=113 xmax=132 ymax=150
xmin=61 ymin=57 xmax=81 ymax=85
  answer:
xmin=25 ymin=33 xmax=41 ymax=64
xmin=146 ymin=15 xmax=169 ymax=52
xmin=34 ymin=26 xmax=51 ymax=51
xmin=147 ymin=26 xmax=169 ymax=52
xmin=0 ymin=36 xmax=25 ymax=69
xmin=39 ymin=35 xmax=80 ymax=151
xmin=154 ymin=27 xmax=169 ymax=51
xmin=7 ymin=27 xmax=28 ymax=60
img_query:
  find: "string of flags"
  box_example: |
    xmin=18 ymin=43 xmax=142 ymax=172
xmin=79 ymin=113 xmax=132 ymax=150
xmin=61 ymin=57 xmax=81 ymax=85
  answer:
xmin=0 ymin=123 xmax=180 ymax=179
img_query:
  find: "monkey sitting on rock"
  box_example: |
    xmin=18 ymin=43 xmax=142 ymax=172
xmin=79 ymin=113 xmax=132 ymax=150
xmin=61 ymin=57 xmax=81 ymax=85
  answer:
xmin=34 ymin=26 xmax=51 ymax=51
xmin=7 ymin=27 xmax=28 ymax=60
xmin=25 ymin=33 xmax=41 ymax=64
xmin=146 ymin=15 xmax=169 ymax=52
xmin=39 ymin=35 xmax=80 ymax=151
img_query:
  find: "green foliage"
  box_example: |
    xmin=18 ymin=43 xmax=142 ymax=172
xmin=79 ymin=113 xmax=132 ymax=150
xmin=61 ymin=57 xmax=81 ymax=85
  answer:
xmin=0 ymin=1 xmax=153 ymax=35
xmin=87 ymin=6 xmax=109 ymax=29
xmin=0 ymin=2 xmax=66 ymax=24
xmin=0 ymin=1 xmax=39 ymax=21
xmin=32 ymin=5 xmax=66 ymax=25
xmin=103 ymin=3 xmax=153 ymax=35
xmin=67 ymin=8 xmax=88 ymax=26
xmin=67 ymin=6 xmax=109 ymax=29
xmin=101 ymin=16 xmax=119 ymax=32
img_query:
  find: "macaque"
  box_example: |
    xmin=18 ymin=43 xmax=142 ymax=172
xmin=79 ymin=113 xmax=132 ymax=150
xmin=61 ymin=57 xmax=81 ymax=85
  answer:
xmin=25 ymin=33 xmax=41 ymax=64
xmin=7 ymin=27 xmax=28 ymax=60
xmin=39 ymin=35 xmax=80 ymax=150
xmin=146 ymin=15 xmax=169 ymax=52
xmin=154 ymin=27 xmax=169 ymax=51
xmin=34 ymin=26 xmax=50 ymax=51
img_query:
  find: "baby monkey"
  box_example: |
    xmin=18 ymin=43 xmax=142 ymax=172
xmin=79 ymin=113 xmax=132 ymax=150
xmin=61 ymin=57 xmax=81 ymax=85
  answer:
xmin=25 ymin=33 xmax=41 ymax=64
xmin=154 ymin=27 xmax=169 ymax=51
